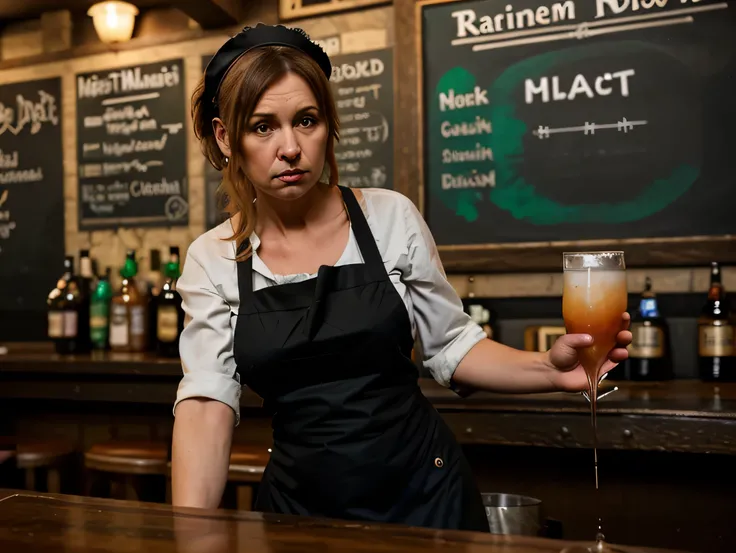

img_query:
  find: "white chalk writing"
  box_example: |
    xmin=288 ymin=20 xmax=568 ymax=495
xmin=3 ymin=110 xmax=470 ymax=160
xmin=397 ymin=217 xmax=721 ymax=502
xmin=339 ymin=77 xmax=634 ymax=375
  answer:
xmin=78 ymin=65 xmax=180 ymax=99
xmin=0 ymin=90 xmax=59 ymax=136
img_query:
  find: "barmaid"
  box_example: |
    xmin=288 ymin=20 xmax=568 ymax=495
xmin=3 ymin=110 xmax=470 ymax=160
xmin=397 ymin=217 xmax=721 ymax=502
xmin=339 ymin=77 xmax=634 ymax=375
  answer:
xmin=170 ymin=23 xmax=632 ymax=532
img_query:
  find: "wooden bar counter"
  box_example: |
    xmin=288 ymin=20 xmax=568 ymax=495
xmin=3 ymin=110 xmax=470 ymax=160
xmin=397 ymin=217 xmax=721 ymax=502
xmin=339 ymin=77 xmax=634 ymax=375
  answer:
xmin=0 ymin=488 xmax=689 ymax=553
xmin=2 ymin=352 xmax=735 ymax=553
xmin=1 ymin=351 xmax=735 ymax=455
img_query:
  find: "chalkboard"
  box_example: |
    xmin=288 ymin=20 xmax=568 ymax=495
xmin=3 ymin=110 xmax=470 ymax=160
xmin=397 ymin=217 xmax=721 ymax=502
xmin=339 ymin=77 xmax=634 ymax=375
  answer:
xmin=76 ymin=59 xmax=189 ymax=230
xmin=419 ymin=0 xmax=736 ymax=248
xmin=331 ymin=48 xmax=394 ymax=189
xmin=0 ymin=77 xmax=64 ymax=341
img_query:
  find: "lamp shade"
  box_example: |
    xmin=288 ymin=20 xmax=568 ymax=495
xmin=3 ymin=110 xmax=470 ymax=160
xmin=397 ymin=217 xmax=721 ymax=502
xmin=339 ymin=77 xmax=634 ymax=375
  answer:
xmin=87 ymin=1 xmax=139 ymax=44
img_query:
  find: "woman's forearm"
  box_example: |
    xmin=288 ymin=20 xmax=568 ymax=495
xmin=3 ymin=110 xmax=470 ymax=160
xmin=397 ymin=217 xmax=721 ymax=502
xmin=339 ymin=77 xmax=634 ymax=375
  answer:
xmin=451 ymin=339 xmax=557 ymax=394
xmin=171 ymin=398 xmax=235 ymax=509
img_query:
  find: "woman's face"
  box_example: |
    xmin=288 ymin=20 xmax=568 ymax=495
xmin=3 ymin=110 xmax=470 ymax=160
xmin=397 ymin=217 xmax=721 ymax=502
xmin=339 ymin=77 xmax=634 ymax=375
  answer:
xmin=240 ymin=72 xmax=328 ymax=202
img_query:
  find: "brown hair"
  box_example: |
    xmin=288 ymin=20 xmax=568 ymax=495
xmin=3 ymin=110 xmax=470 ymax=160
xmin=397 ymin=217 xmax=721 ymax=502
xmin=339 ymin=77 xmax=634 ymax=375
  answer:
xmin=192 ymin=46 xmax=340 ymax=260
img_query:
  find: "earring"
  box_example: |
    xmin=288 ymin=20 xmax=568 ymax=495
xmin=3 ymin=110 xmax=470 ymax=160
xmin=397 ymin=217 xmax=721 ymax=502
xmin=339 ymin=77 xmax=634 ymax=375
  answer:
xmin=224 ymin=156 xmax=229 ymax=166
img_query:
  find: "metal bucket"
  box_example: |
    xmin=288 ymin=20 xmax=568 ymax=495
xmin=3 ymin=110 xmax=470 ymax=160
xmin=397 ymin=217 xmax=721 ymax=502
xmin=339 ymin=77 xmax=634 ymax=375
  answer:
xmin=482 ymin=493 xmax=543 ymax=536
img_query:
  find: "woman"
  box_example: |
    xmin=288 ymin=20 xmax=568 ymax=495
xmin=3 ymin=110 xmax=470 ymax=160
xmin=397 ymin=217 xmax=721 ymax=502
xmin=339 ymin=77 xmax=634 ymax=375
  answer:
xmin=171 ymin=24 xmax=632 ymax=532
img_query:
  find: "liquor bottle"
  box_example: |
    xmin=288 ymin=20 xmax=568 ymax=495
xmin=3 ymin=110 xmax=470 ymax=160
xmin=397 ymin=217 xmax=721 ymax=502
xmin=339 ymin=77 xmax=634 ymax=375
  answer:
xmin=144 ymin=249 xmax=163 ymax=351
xmin=156 ymin=246 xmax=184 ymax=357
xmin=90 ymin=267 xmax=113 ymax=351
xmin=77 ymin=249 xmax=94 ymax=352
xmin=109 ymin=250 xmax=148 ymax=353
xmin=624 ymin=277 xmax=672 ymax=381
xmin=698 ymin=262 xmax=735 ymax=381
xmin=47 ymin=259 xmax=69 ymax=350
xmin=78 ymin=250 xmax=95 ymax=294
xmin=47 ymin=256 xmax=88 ymax=354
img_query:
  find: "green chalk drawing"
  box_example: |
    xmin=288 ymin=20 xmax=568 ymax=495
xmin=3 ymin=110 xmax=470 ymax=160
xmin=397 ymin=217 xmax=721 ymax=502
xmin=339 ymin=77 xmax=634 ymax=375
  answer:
xmin=427 ymin=41 xmax=700 ymax=225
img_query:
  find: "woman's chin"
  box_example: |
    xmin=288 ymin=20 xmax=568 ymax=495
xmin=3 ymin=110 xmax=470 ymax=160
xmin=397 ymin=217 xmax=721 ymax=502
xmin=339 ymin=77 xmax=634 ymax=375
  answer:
xmin=264 ymin=179 xmax=319 ymax=201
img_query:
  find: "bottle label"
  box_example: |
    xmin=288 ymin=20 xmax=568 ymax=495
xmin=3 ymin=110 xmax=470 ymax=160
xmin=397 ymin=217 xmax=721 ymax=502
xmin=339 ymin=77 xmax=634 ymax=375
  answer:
xmin=90 ymin=302 xmax=109 ymax=345
xmin=109 ymin=304 xmax=128 ymax=347
xmin=628 ymin=323 xmax=664 ymax=358
xmin=48 ymin=312 xmax=63 ymax=338
xmin=62 ymin=311 xmax=78 ymax=338
xmin=130 ymin=305 xmax=146 ymax=337
xmin=699 ymin=324 xmax=735 ymax=357
xmin=80 ymin=258 xmax=93 ymax=278
xmin=157 ymin=306 xmax=179 ymax=342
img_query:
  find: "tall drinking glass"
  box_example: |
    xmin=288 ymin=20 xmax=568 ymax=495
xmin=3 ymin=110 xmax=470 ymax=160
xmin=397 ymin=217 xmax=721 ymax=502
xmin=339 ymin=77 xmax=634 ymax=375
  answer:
xmin=563 ymin=252 xmax=627 ymax=398
xmin=561 ymin=251 xmax=627 ymax=553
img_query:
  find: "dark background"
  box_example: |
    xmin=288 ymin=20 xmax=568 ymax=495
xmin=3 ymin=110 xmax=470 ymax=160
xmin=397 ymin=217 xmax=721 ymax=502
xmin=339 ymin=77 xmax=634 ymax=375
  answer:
xmin=0 ymin=77 xmax=64 ymax=342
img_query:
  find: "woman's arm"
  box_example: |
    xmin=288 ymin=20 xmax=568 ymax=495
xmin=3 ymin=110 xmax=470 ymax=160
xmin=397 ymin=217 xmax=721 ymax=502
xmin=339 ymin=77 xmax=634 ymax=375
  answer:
xmin=397 ymin=194 xmax=631 ymax=395
xmin=451 ymin=324 xmax=630 ymax=394
xmin=172 ymin=398 xmax=234 ymax=509
xmin=171 ymin=240 xmax=242 ymax=508
xmin=452 ymin=340 xmax=557 ymax=394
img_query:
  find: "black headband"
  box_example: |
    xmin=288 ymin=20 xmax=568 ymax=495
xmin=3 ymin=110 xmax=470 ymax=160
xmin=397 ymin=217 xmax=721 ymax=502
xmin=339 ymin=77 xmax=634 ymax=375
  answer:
xmin=203 ymin=23 xmax=332 ymax=122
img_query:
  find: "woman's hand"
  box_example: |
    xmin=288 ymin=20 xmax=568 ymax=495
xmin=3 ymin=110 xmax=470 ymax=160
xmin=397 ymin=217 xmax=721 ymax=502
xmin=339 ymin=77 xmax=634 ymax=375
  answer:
xmin=545 ymin=312 xmax=632 ymax=393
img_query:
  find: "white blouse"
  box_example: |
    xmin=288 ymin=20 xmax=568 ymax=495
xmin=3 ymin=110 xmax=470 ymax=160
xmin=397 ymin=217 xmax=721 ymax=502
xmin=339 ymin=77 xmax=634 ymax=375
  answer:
xmin=174 ymin=188 xmax=486 ymax=424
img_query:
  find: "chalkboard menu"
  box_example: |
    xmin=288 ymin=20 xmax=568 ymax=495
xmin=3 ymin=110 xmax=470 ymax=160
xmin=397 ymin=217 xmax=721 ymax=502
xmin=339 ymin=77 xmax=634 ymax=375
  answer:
xmin=76 ymin=59 xmax=189 ymax=230
xmin=331 ymin=48 xmax=394 ymax=189
xmin=419 ymin=0 xmax=736 ymax=247
xmin=0 ymin=77 xmax=64 ymax=341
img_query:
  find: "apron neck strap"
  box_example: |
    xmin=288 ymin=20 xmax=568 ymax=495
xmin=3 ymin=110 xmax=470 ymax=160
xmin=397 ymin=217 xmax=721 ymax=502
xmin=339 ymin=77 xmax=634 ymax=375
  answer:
xmin=236 ymin=239 xmax=255 ymax=300
xmin=236 ymin=186 xmax=387 ymax=299
xmin=339 ymin=186 xmax=385 ymax=278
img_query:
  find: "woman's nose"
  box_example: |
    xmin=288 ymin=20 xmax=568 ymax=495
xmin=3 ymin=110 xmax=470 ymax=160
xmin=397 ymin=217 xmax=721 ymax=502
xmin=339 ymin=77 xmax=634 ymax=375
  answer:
xmin=278 ymin=129 xmax=301 ymax=161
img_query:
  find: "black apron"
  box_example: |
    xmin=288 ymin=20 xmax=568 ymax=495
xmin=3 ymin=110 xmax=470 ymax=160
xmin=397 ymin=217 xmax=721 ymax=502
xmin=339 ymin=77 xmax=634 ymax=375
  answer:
xmin=233 ymin=186 xmax=489 ymax=532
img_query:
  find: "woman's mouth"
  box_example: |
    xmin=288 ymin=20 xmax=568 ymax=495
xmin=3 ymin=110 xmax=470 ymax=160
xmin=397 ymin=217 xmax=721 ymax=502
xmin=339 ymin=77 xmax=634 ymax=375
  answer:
xmin=276 ymin=170 xmax=306 ymax=183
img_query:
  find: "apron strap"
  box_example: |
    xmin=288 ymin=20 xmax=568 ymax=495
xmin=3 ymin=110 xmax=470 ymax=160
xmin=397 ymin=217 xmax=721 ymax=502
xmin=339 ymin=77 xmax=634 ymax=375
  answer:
xmin=237 ymin=186 xmax=386 ymax=302
xmin=236 ymin=239 xmax=254 ymax=302
xmin=339 ymin=186 xmax=386 ymax=279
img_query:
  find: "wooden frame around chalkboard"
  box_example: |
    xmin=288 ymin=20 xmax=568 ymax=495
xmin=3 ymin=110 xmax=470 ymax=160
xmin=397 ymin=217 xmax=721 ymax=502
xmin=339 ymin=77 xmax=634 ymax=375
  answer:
xmin=413 ymin=0 xmax=736 ymax=273
xmin=279 ymin=0 xmax=390 ymax=21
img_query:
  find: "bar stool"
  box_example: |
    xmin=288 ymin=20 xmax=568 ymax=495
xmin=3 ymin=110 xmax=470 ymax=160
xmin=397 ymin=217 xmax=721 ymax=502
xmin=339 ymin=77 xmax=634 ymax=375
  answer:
xmin=0 ymin=438 xmax=73 ymax=493
xmin=84 ymin=441 xmax=169 ymax=501
xmin=228 ymin=444 xmax=270 ymax=511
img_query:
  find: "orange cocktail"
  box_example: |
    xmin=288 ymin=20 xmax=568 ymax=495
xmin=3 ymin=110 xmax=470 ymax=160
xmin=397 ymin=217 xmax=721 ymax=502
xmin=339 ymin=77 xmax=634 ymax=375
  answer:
xmin=562 ymin=252 xmax=627 ymax=389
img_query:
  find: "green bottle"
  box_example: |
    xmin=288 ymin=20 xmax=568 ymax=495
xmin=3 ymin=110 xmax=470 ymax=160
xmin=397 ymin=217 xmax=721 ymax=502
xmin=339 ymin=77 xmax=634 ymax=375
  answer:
xmin=90 ymin=267 xmax=113 ymax=350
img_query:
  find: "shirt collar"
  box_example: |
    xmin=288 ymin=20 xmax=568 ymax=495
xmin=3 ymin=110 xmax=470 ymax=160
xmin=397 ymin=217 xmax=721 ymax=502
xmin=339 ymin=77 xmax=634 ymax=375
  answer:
xmin=247 ymin=231 xmax=276 ymax=280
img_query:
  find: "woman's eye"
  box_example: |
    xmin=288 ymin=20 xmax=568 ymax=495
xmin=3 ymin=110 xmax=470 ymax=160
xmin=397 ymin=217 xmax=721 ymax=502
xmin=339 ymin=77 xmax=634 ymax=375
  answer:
xmin=300 ymin=117 xmax=316 ymax=127
xmin=255 ymin=124 xmax=270 ymax=134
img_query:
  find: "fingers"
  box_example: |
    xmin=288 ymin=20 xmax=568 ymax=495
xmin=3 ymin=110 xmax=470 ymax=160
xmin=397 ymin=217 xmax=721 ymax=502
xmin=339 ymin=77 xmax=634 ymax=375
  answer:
xmin=621 ymin=311 xmax=631 ymax=330
xmin=608 ymin=348 xmax=629 ymax=363
xmin=616 ymin=329 xmax=633 ymax=347
xmin=560 ymin=333 xmax=593 ymax=349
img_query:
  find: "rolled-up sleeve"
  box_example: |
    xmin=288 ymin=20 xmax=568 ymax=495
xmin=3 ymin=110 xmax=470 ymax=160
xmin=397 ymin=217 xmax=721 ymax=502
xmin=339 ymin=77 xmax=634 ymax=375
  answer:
xmin=174 ymin=244 xmax=242 ymax=425
xmin=401 ymin=198 xmax=486 ymax=388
